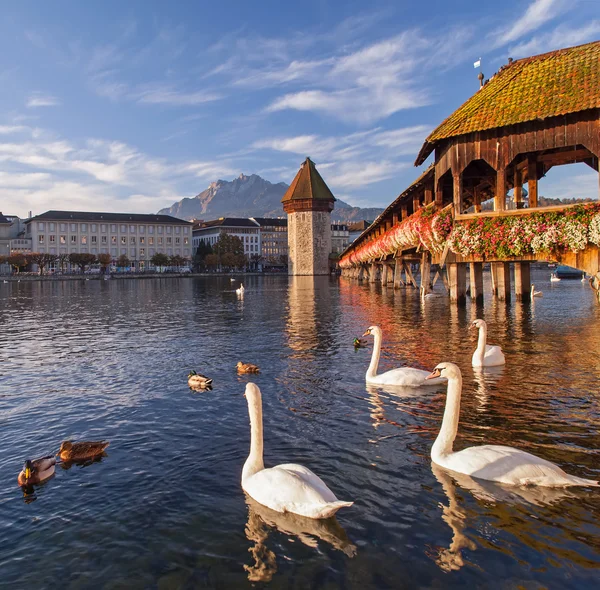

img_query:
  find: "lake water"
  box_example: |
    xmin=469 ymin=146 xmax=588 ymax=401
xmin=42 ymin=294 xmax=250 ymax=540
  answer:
xmin=1 ymin=272 xmax=599 ymax=589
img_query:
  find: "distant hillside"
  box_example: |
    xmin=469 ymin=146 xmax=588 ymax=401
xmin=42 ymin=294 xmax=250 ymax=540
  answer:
xmin=157 ymin=173 xmax=383 ymax=222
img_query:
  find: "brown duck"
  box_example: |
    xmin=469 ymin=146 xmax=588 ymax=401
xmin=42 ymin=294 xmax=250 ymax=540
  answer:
xmin=58 ymin=440 xmax=110 ymax=461
xmin=18 ymin=455 xmax=56 ymax=486
xmin=237 ymin=362 xmax=260 ymax=374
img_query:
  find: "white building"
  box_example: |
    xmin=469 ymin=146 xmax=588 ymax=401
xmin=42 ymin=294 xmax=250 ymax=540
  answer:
xmin=24 ymin=210 xmax=193 ymax=270
xmin=331 ymin=223 xmax=350 ymax=254
xmin=192 ymin=218 xmax=261 ymax=258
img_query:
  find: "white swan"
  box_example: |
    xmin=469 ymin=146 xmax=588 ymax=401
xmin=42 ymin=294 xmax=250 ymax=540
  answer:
xmin=242 ymin=383 xmax=353 ymax=518
xmin=550 ymin=273 xmax=561 ymax=282
xmin=470 ymin=319 xmax=505 ymax=367
xmin=531 ymin=284 xmax=543 ymax=297
xmin=363 ymin=326 xmax=446 ymax=387
xmin=426 ymin=363 xmax=599 ymax=487
xmin=236 ymin=283 xmax=245 ymax=296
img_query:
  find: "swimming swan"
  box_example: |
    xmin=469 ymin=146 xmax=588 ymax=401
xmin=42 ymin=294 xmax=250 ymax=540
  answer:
xmin=470 ymin=319 xmax=505 ymax=367
xmin=242 ymin=383 xmax=353 ymax=518
xmin=236 ymin=283 xmax=245 ymax=296
xmin=363 ymin=325 xmax=446 ymax=387
xmin=426 ymin=363 xmax=599 ymax=487
xmin=531 ymin=284 xmax=543 ymax=297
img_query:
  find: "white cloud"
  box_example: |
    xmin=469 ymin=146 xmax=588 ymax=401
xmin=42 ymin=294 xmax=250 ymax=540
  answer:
xmin=327 ymin=161 xmax=406 ymax=189
xmin=492 ymin=0 xmax=571 ymax=48
xmin=508 ymin=21 xmax=600 ymax=57
xmin=135 ymin=86 xmax=221 ymax=106
xmin=26 ymin=93 xmax=61 ymax=108
xmin=0 ymin=125 xmax=30 ymax=135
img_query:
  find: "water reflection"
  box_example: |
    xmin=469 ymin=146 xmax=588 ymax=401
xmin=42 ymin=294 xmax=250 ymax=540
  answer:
xmin=243 ymin=496 xmax=356 ymax=582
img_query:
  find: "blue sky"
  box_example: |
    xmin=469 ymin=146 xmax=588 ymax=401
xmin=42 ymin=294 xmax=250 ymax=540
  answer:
xmin=1 ymin=0 xmax=598 ymax=218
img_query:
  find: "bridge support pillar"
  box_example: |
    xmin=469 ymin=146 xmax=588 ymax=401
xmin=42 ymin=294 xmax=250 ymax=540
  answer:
xmin=493 ymin=262 xmax=511 ymax=301
xmin=358 ymin=266 xmax=365 ymax=281
xmin=369 ymin=263 xmax=377 ymax=283
xmin=469 ymin=262 xmax=484 ymax=303
xmin=420 ymin=252 xmax=431 ymax=295
xmin=514 ymin=262 xmax=531 ymax=302
xmin=393 ymin=258 xmax=404 ymax=288
xmin=381 ymin=263 xmax=388 ymax=286
xmin=448 ymin=263 xmax=467 ymax=304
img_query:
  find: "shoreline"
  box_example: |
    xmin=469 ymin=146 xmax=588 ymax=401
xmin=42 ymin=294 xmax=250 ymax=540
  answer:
xmin=0 ymin=272 xmax=270 ymax=282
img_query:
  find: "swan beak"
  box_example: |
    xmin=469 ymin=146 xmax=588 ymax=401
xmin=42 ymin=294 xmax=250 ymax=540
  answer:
xmin=362 ymin=330 xmax=370 ymax=337
xmin=468 ymin=323 xmax=476 ymax=331
xmin=426 ymin=368 xmax=441 ymax=380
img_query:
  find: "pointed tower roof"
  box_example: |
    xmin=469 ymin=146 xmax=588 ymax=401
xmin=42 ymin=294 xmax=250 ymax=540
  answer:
xmin=282 ymin=158 xmax=336 ymax=205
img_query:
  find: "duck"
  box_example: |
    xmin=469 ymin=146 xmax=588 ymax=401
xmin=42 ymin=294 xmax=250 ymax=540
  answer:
xmin=18 ymin=455 xmax=56 ymax=486
xmin=230 ymin=278 xmax=236 ymax=282
xmin=550 ymin=273 xmax=561 ymax=282
xmin=531 ymin=284 xmax=543 ymax=298
xmin=362 ymin=325 xmax=446 ymax=387
xmin=236 ymin=283 xmax=245 ymax=296
xmin=426 ymin=362 xmax=599 ymax=487
xmin=470 ymin=319 xmax=505 ymax=367
xmin=237 ymin=361 xmax=260 ymax=374
xmin=188 ymin=370 xmax=213 ymax=388
xmin=58 ymin=440 xmax=109 ymax=461
xmin=353 ymin=337 xmax=368 ymax=348
xmin=242 ymin=383 xmax=353 ymax=518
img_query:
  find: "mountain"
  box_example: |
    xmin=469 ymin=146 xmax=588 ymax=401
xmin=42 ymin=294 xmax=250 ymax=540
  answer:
xmin=157 ymin=174 xmax=383 ymax=223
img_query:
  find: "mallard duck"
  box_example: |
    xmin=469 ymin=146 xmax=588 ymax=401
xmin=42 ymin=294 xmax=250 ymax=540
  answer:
xmin=58 ymin=440 xmax=109 ymax=461
xmin=188 ymin=370 xmax=213 ymax=388
xmin=18 ymin=455 xmax=56 ymax=486
xmin=353 ymin=337 xmax=368 ymax=348
xmin=237 ymin=361 xmax=260 ymax=374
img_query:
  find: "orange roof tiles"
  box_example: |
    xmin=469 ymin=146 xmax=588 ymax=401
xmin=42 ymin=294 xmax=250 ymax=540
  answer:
xmin=281 ymin=158 xmax=336 ymax=203
xmin=415 ymin=40 xmax=600 ymax=165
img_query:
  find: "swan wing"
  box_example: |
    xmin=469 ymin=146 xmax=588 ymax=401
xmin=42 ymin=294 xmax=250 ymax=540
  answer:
xmin=483 ymin=345 xmax=505 ymax=366
xmin=243 ymin=463 xmax=352 ymax=518
xmin=369 ymin=367 xmax=446 ymax=387
xmin=441 ymin=445 xmax=598 ymax=487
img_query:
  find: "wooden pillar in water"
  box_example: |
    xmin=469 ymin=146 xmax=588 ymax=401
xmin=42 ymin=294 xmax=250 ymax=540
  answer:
xmin=514 ymin=262 xmax=531 ymax=302
xmin=494 ymin=262 xmax=511 ymax=301
xmin=469 ymin=262 xmax=484 ymax=303
xmin=370 ymin=262 xmax=377 ymax=283
xmin=448 ymin=263 xmax=466 ymax=304
xmin=393 ymin=258 xmax=404 ymax=288
xmin=420 ymin=252 xmax=431 ymax=295
xmin=386 ymin=263 xmax=394 ymax=284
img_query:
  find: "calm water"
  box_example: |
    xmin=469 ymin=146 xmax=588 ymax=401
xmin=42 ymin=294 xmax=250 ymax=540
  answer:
xmin=1 ymin=272 xmax=599 ymax=589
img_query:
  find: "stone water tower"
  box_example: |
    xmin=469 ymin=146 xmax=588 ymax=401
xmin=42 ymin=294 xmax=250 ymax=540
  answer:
xmin=282 ymin=158 xmax=336 ymax=276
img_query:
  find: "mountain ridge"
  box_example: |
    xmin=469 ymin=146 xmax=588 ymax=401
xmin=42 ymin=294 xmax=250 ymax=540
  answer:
xmin=157 ymin=173 xmax=383 ymax=223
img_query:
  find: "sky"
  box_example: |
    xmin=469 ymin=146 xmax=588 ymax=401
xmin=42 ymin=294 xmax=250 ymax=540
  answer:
xmin=0 ymin=0 xmax=598 ymax=218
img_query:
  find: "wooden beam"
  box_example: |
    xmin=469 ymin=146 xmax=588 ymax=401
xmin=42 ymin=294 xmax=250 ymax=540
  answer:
xmin=528 ymin=154 xmax=538 ymax=208
xmin=401 ymin=204 xmax=408 ymax=220
xmin=424 ymin=187 xmax=433 ymax=205
xmin=403 ymin=262 xmax=418 ymax=288
xmin=538 ymin=148 xmax=593 ymax=166
xmin=453 ymin=172 xmax=463 ymax=216
xmin=392 ymin=212 xmax=399 ymax=225
xmin=514 ymin=168 xmax=523 ymax=209
xmin=413 ymin=194 xmax=421 ymax=213
xmin=435 ymin=187 xmax=443 ymax=207
xmin=495 ymin=167 xmax=506 ymax=211
xmin=474 ymin=186 xmax=482 ymax=213
xmin=469 ymin=262 xmax=484 ymax=303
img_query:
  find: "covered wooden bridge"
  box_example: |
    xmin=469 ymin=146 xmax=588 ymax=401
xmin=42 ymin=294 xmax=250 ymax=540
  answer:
xmin=340 ymin=40 xmax=600 ymax=303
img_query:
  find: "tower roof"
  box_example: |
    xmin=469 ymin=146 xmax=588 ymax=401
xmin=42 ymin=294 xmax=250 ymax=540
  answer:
xmin=281 ymin=158 xmax=336 ymax=204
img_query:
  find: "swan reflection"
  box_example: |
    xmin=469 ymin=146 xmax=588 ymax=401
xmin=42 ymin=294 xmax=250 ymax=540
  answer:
xmin=243 ymin=495 xmax=356 ymax=582
xmin=471 ymin=366 xmax=503 ymax=411
xmin=431 ymin=463 xmax=578 ymax=572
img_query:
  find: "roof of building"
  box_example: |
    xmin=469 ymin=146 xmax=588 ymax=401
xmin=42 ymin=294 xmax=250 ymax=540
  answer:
xmin=250 ymin=217 xmax=288 ymax=227
xmin=281 ymin=158 xmax=336 ymax=203
xmin=0 ymin=212 xmax=12 ymax=224
xmin=415 ymin=40 xmax=600 ymax=165
xmin=27 ymin=210 xmax=193 ymax=225
xmin=193 ymin=217 xmax=260 ymax=230
xmin=347 ymin=220 xmax=372 ymax=232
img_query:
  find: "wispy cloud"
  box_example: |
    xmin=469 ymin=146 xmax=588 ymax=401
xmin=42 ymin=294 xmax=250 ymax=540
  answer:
xmin=135 ymin=85 xmax=221 ymax=106
xmin=26 ymin=92 xmax=61 ymax=108
xmin=491 ymin=0 xmax=571 ymax=48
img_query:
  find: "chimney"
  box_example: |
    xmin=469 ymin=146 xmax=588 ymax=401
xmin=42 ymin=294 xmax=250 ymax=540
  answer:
xmin=478 ymin=71 xmax=485 ymax=89
xmin=508 ymin=57 xmax=513 ymax=65
xmin=28 ymin=210 xmax=32 ymax=218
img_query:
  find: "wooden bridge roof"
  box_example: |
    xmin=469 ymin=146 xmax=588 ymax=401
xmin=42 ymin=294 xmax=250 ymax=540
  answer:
xmin=415 ymin=40 xmax=600 ymax=165
xmin=281 ymin=157 xmax=336 ymax=203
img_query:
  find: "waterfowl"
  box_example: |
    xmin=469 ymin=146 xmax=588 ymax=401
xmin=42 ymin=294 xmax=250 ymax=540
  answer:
xmin=531 ymin=284 xmax=543 ymax=297
xmin=188 ymin=370 xmax=213 ymax=388
xmin=58 ymin=440 xmax=109 ymax=461
xmin=353 ymin=337 xmax=368 ymax=348
xmin=242 ymin=383 xmax=353 ymax=518
xmin=550 ymin=273 xmax=561 ymax=282
xmin=363 ymin=325 xmax=446 ymax=387
xmin=18 ymin=455 xmax=56 ymax=486
xmin=426 ymin=363 xmax=599 ymax=487
xmin=470 ymin=319 xmax=505 ymax=367
xmin=237 ymin=362 xmax=260 ymax=374
xmin=236 ymin=283 xmax=245 ymax=296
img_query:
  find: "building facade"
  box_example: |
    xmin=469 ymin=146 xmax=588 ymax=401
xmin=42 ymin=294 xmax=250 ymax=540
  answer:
xmin=282 ymin=158 xmax=336 ymax=276
xmin=331 ymin=223 xmax=350 ymax=254
xmin=192 ymin=218 xmax=261 ymax=258
xmin=25 ymin=210 xmax=193 ymax=270
xmin=250 ymin=217 xmax=288 ymax=266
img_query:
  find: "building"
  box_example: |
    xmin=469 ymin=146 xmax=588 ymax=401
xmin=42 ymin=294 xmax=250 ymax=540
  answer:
xmin=192 ymin=217 xmax=261 ymax=259
xmin=282 ymin=158 xmax=336 ymax=276
xmin=347 ymin=220 xmax=371 ymax=244
xmin=330 ymin=223 xmax=350 ymax=254
xmin=24 ymin=210 xmax=193 ymax=271
xmin=250 ymin=217 xmax=288 ymax=266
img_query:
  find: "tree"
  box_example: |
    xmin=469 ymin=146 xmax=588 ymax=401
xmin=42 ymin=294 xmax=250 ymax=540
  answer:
xmin=97 ymin=253 xmax=112 ymax=273
xmin=204 ymin=253 xmax=219 ymax=269
xmin=169 ymin=254 xmax=185 ymax=269
xmin=69 ymin=253 xmax=97 ymax=273
xmin=193 ymin=239 xmax=213 ymax=271
xmin=57 ymin=253 xmax=70 ymax=273
xmin=7 ymin=253 xmax=27 ymax=274
xmin=151 ymin=252 xmax=169 ymax=270
xmin=27 ymin=252 xmax=58 ymax=275
xmin=116 ymin=254 xmax=130 ymax=270
xmin=250 ymin=253 xmax=263 ymax=271
xmin=214 ymin=233 xmax=244 ymax=258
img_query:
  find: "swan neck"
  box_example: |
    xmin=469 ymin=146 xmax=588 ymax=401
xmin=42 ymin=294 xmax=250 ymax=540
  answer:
xmin=475 ymin=324 xmax=487 ymax=363
xmin=367 ymin=330 xmax=382 ymax=378
xmin=242 ymin=396 xmax=264 ymax=482
xmin=432 ymin=373 xmax=462 ymax=461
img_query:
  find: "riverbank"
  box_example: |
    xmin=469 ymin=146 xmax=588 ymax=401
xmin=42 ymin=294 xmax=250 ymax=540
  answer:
xmin=0 ymin=272 xmax=267 ymax=282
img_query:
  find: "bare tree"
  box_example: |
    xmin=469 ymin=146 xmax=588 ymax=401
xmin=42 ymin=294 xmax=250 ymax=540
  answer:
xmin=27 ymin=252 xmax=58 ymax=275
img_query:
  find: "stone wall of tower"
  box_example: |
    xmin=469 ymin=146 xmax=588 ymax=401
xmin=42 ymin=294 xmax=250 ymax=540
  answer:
xmin=287 ymin=210 xmax=331 ymax=276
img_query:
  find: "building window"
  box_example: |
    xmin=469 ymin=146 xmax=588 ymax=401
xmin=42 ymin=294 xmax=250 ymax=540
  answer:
xmin=49 ymin=223 xmax=55 ymax=231
xmin=158 ymin=226 xmax=163 ymax=234
xmin=38 ymin=222 xmax=44 ymax=230
xmin=91 ymin=236 xmax=97 ymax=244
xmin=70 ymin=236 xmax=77 ymax=244
xmin=166 ymin=226 xmax=172 ymax=234
xmin=140 ymin=248 xmax=145 ymax=256
xmin=111 ymin=236 xmax=117 ymax=244
xmin=121 ymin=225 xmax=127 ymax=232
xmin=81 ymin=236 xmax=87 ymax=245
xmin=101 ymin=236 xmax=107 ymax=244
xmin=111 ymin=224 xmax=117 ymax=232
xmin=184 ymin=237 xmax=189 ymax=245
xmin=139 ymin=226 xmax=145 ymax=234
xmin=183 ymin=227 xmax=189 ymax=235
xmin=148 ymin=237 xmax=154 ymax=245
xmin=60 ymin=223 xmax=66 ymax=231
xmin=148 ymin=226 xmax=154 ymax=234
xmin=121 ymin=236 xmax=126 ymax=244
xmin=71 ymin=223 xmax=77 ymax=232
xmin=158 ymin=237 xmax=163 ymax=245
xmin=111 ymin=248 xmax=117 ymax=256
xmin=38 ymin=235 xmax=44 ymax=244
xmin=166 ymin=237 xmax=172 ymax=245
xmin=81 ymin=224 xmax=87 ymax=231
xmin=175 ymin=237 xmax=180 ymax=245
xmin=60 ymin=235 xmax=66 ymax=244
xmin=91 ymin=224 xmax=97 ymax=232
xmin=129 ymin=225 xmax=135 ymax=233
xmin=139 ymin=237 xmax=145 ymax=244
xmin=130 ymin=237 xmax=135 ymax=245
xmin=49 ymin=235 xmax=55 ymax=243
xmin=175 ymin=226 xmax=181 ymax=234
xmin=101 ymin=224 xmax=107 ymax=233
